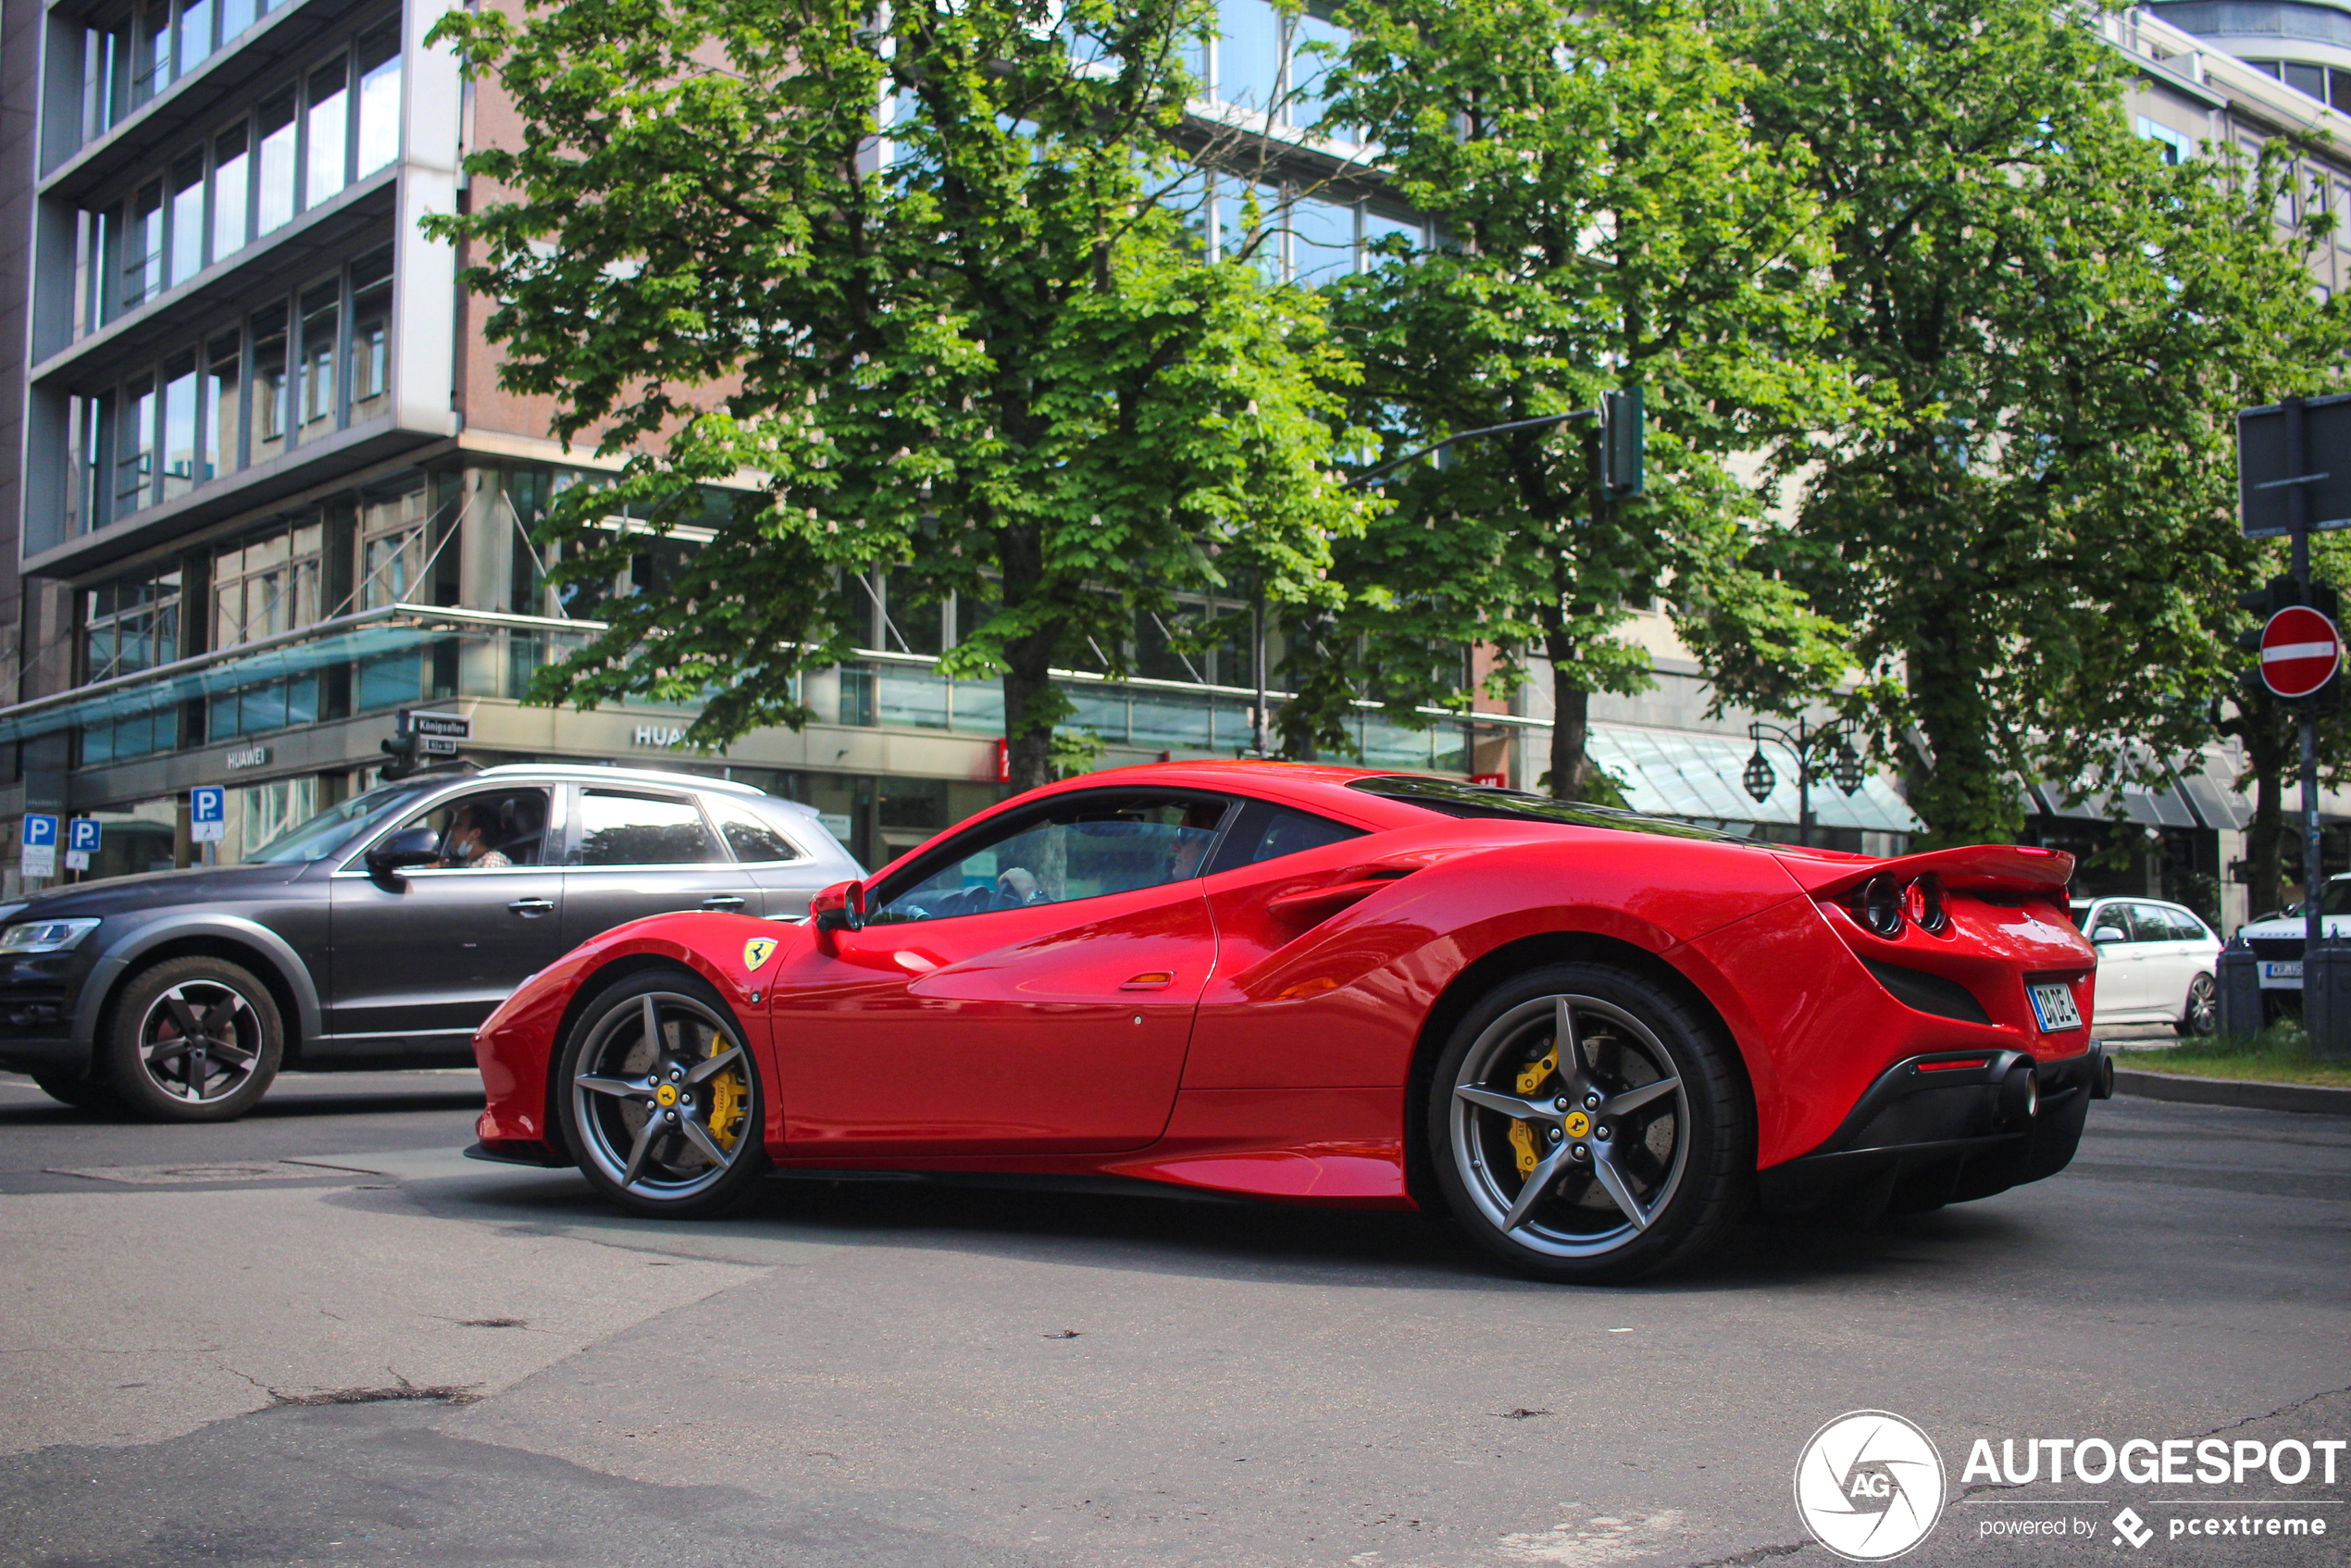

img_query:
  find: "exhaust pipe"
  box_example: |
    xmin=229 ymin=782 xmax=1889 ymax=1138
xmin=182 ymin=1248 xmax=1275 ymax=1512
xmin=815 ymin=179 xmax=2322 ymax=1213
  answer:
xmin=1997 ymin=1060 xmax=2040 ymax=1129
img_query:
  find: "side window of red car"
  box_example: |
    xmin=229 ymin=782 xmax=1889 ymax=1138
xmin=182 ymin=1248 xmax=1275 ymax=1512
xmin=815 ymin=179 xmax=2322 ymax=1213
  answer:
xmin=867 ymin=791 xmax=1236 ymax=924
xmin=1204 ymin=801 xmax=1366 ymax=875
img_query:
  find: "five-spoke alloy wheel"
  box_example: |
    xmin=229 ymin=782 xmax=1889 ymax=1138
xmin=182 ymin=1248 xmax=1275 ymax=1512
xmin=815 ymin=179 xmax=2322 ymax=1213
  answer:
xmin=559 ymin=971 xmax=768 ymax=1216
xmin=100 ymin=956 xmax=284 ymax=1122
xmin=1429 ymin=964 xmax=1751 ymax=1283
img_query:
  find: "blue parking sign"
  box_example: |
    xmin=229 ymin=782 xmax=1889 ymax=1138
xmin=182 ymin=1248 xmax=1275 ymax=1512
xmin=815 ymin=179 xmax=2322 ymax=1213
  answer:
xmin=68 ymin=818 xmax=102 ymax=853
xmin=20 ymin=815 xmax=56 ymax=848
xmin=190 ymin=786 xmax=227 ymax=845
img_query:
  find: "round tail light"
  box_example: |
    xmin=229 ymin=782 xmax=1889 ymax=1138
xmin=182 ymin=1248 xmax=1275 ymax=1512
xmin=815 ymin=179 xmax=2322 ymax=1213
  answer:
xmin=1855 ymin=874 xmax=1905 ymax=938
xmin=1904 ymin=875 xmax=1949 ymax=934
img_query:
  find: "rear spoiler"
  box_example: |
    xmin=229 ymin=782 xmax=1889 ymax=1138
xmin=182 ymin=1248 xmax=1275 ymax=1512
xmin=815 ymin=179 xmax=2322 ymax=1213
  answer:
xmin=1779 ymin=843 xmax=2075 ymax=900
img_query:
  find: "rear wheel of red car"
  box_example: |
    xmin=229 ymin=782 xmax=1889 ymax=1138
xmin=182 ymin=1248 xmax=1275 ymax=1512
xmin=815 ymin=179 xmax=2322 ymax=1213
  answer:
xmin=1429 ymin=963 xmax=1752 ymax=1284
xmin=558 ymin=970 xmax=769 ymax=1218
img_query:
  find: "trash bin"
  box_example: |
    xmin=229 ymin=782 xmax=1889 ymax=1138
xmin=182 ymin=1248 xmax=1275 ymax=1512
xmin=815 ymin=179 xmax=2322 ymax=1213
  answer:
xmin=2305 ymin=941 xmax=2351 ymax=1060
xmin=2216 ymin=941 xmax=2264 ymax=1041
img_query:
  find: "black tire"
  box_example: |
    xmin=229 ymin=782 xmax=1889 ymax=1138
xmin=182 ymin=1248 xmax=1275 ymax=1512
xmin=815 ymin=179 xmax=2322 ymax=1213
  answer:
xmin=32 ymin=1074 xmax=118 ymax=1112
xmin=1426 ymin=962 xmax=1753 ymax=1284
xmin=555 ymin=969 xmax=770 ymax=1219
xmin=99 ymin=956 xmax=284 ymax=1122
xmin=2176 ymin=974 xmax=2219 ymax=1037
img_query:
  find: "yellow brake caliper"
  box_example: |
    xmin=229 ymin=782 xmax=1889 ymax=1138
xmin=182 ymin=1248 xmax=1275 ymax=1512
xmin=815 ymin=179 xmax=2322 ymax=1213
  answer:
xmin=1507 ymin=1046 xmax=1558 ymax=1176
xmin=703 ymin=1041 xmax=749 ymax=1151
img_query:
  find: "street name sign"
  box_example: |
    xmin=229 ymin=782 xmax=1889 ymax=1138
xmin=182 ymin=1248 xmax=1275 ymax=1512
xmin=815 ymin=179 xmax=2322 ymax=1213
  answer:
xmin=2261 ymin=604 xmax=2343 ymax=699
xmin=400 ymin=709 xmax=471 ymax=756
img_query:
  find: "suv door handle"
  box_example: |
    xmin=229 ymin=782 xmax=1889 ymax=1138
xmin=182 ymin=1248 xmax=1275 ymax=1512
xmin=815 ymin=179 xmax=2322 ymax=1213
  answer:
xmin=507 ymin=898 xmax=555 ymax=916
xmin=701 ymin=894 xmax=748 ymax=912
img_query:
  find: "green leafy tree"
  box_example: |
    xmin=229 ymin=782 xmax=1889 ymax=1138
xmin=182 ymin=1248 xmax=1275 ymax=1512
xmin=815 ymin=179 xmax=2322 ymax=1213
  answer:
xmin=1747 ymin=0 xmax=2347 ymax=848
xmin=427 ymin=0 xmax=1371 ymax=790
xmin=1291 ymin=0 xmax=1850 ymax=795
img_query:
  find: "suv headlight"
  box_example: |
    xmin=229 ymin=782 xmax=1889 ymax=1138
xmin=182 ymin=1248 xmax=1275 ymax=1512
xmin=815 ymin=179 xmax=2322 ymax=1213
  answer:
xmin=0 ymin=918 xmax=101 ymax=953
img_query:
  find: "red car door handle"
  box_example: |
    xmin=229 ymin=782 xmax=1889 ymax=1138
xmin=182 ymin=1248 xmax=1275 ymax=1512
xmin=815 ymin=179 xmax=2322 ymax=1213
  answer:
xmin=1267 ymin=878 xmax=1392 ymax=926
xmin=1120 ymin=971 xmax=1176 ymax=990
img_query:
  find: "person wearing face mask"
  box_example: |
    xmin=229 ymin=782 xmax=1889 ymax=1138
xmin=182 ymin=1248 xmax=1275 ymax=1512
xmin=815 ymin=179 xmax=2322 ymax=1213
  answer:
xmin=441 ymin=803 xmax=512 ymax=869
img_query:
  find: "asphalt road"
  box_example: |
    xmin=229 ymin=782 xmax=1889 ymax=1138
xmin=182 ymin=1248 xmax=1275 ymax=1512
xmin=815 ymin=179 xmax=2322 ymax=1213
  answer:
xmin=0 ymin=1069 xmax=2345 ymax=1568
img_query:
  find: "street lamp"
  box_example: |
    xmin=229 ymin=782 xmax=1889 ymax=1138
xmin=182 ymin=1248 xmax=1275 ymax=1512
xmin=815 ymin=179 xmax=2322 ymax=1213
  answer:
xmin=1742 ymin=716 xmax=1868 ymax=849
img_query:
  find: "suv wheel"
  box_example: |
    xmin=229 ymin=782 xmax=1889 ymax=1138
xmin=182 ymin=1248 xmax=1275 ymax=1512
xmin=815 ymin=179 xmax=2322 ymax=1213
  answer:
xmin=100 ymin=956 xmax=284 ymax=1122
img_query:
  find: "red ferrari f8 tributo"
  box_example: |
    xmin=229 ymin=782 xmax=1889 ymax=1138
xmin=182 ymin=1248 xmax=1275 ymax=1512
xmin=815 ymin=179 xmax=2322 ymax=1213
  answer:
xmin=468 ymin=762 xmax=2109 ymax=1282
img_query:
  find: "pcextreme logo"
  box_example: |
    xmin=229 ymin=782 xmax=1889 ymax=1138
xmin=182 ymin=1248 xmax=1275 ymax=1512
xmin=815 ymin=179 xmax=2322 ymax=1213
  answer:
xmin=1795 ymin=1411 xmax=1949 ymax=1562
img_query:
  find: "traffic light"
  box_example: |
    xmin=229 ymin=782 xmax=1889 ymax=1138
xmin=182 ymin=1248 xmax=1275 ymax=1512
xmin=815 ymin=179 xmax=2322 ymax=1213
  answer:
xmin=1600 ymin=388 xmax=1643 ymax=499
xmin=379 ymin=731 xmax=420 ymax=780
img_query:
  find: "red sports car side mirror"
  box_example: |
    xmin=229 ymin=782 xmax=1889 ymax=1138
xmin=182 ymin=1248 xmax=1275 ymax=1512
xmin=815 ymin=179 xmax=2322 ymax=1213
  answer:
xmin=811 ymin=879 xmax=866 ymax=934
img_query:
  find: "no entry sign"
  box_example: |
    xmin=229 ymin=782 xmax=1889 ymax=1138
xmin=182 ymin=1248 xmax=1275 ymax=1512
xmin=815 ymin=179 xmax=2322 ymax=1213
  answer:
xmin=2261 ymin=604 xmax=2343 ymax=699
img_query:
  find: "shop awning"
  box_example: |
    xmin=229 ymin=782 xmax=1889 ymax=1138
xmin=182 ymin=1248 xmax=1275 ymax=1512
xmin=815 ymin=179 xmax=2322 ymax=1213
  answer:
xmin=0 ymin=604 xmax=585 ymax=746
xmin=1584 ymin=724 xmax=1923 ymax=834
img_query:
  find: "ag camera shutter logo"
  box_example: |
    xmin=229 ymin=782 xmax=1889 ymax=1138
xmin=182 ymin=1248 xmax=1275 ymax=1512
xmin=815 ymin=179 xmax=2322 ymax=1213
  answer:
xmin=1794 ymin=1410 xmax=1947 ymax=1561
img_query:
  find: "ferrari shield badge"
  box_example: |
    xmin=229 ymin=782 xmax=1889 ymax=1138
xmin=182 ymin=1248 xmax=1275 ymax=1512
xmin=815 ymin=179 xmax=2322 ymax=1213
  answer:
xmin=741 ymin=937 xmax=778 ymax=973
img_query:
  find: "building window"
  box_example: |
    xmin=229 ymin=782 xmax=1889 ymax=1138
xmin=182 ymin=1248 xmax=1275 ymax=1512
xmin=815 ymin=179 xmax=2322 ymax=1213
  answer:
xmin=356 ymin=24 xmax=402 ymax=178
xmin=257 ymin=89 xmax=298 ymax=234
xmin=297 ymin=282 xmax=340 ymax=434
xmin=205 ymin=333 xmax=242 ymax=479
xmin=84 ymin=564 xmax=181 ymax=682
xmin=305 ymin=58 xmax=350 ymax=208
xmin=176 ymin=0 xmax=213 ymax=81
xmin=2134 ymin=115 xmax=2194 ymax=166
xmin=214 ymin=519 xmax=324 ymax=649
xmin=1203 ymin=0 xmax=1350 ymax=140
xmin=252 ymin=303 xmax=289 ymax=463
xmin=81 ymin=564 xmax=186 ymax=765
xmin=213 ymin=124 xmax=249 ymax=262
xmin=349 ymin=247 xmax=392 ymax=421
xmin=123 ymin=180 xmax=163 ymax=314
xmin=358 ymin=479 xmax=429 ymax=607
xmin=117 ymin=376 xmax=155 ymax=514
xmin=160 ymin=355 xmax=199 ymax=501
xmin=168 ymin=156 xmax=205 ymax=286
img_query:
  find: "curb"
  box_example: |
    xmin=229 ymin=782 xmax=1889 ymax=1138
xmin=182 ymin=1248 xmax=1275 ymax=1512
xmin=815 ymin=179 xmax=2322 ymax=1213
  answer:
xmin=2112 ymin=1067 xmax=2351 ymax=1117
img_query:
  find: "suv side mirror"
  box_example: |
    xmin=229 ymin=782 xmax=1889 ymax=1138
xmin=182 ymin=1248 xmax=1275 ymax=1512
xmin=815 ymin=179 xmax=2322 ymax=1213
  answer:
xmin=366 ymin=827 xmax=442 ymax=879
xmin=2091 ymin=925 xmax=2127 ymax=944
xmin=811 ymin=879 xmax=865 ymax=933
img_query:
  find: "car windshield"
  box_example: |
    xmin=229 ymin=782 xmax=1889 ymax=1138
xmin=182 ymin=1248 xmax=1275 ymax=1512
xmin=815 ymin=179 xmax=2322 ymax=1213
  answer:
xmin=1347 ymin=775 xmax=1756 ymax=843
xmin=243 ymin=782 xmax=430 ymax=864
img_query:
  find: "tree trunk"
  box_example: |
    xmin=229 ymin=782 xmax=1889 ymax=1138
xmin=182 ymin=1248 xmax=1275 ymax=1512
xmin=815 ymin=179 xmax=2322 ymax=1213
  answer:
xmin=2247 ymin=764 xmax=2284 ymax=918
xmin=1547 ymin=630 xmax=1593 ymax=801
xmin=1901 ymin=633 xmax=2020 ymax=848
xmin=997 ymin=522 xmax=1060 ymax=793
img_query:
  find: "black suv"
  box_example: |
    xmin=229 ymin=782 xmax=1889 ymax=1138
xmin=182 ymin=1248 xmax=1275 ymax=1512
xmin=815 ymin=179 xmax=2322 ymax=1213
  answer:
xmin=0 ymin=764 xmax=861 ymax=1121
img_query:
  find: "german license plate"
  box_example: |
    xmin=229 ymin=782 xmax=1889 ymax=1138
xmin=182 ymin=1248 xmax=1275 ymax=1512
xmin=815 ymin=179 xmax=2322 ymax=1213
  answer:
xmin=2028 ymin=981 xmax=2083 ymax=1032
xmin=2260 ymin=960 xmax=2303 ymax=987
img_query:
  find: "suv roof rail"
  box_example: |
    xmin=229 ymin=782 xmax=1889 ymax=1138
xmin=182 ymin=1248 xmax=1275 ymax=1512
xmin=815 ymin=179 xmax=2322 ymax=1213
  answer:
xmin=475 ymin=762 xmax=766 ymax=796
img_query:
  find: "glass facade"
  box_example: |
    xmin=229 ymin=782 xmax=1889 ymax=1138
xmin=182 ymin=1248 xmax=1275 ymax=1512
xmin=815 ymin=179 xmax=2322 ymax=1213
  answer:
xmin=74 ymin=18 xmax=401 ymax=335
xmin=68 ymin=243 xmax=394 ymax=536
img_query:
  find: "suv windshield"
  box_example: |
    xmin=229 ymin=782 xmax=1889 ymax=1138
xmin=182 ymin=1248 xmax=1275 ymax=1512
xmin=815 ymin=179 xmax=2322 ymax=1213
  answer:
xmin=1348 ymin=775 xmax=1754 ymax=843
xmin=243 ymin=781 xmax=431 ymax=864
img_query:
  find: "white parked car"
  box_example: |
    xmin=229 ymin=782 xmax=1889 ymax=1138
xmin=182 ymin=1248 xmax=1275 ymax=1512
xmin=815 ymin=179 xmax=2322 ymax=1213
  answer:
xmin=2068 ymin=897 xmax=2222 ymax=1036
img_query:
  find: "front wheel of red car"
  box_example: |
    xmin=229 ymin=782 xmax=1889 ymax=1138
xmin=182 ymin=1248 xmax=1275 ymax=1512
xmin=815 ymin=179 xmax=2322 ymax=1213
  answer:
xmin=1429 ymin=964 xmax=1753 ymax=1285
xmin=557 ymin=970 xmax=769 ymax=1218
